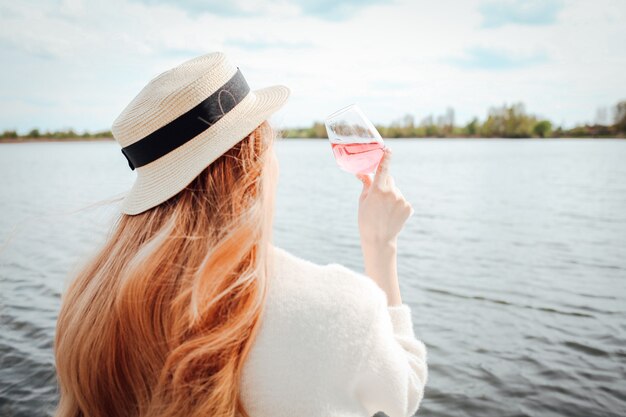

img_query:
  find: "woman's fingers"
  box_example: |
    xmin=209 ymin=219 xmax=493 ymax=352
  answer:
xmin=372 ymin=148 xmax=391 ymax=189
xmin=357 ymin=173 xmax=372 ymax=185
xmin=357 ymin=173 xmax=372 ymax=189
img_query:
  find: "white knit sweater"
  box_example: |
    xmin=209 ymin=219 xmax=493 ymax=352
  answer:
xmin=240 ymin=244 xmax=428 ymax=417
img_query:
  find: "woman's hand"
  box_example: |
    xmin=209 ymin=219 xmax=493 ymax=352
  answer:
xmin=356 ymin=147 xmax=414 ymax=247
xmin=355 ymin=147 xmax=412 ymax=306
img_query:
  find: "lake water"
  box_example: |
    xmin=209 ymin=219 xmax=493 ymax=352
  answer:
xmin=1 ymin=139 xmax=625 ymax=417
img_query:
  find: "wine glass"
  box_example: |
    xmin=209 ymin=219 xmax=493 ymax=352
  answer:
xmin=325 ymin=104 xmax=386 ymax=175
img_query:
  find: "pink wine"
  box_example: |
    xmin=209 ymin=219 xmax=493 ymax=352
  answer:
xmin=331 ymin=141 xmax=385 ymax=175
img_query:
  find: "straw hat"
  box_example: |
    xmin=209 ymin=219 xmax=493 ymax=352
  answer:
xmin=111 ymin=51 xmax=290 ymax=215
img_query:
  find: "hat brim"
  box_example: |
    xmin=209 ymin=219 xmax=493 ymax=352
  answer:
xmin=120 ymin=84 xmax=290 ymax=215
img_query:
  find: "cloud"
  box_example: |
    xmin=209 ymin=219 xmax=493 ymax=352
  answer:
xmin=0 ymin=38 xmax=57 ymax=61
xmin=127 ymin=0 xmax=391 ymax=20
xmin=372 ymin=80 xmax=412 ymax=91
xmin=128 ymin=0 xmax=256 ymax=17
xmin=446 ymin=47 xmax=548 ymax=70
xmin=225 ymin=39 xmax=314 ymax=50
xmin=296 ymin=0 xmax=392 ymax=20
xmin=479 ymin=0 xmax=563 ymax=28
xmin=161 ymin=47 xmax=209 ymax=58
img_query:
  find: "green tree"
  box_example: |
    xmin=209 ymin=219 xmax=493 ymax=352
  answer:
xmin=480 ymin=103 xmax=535 ymax=138
xmin=440 ymin=107 xmax=454 ymax=136
xmin=420 ymin=115 xmax=441 ymax=137
xmin=310 ymin=121 xmax=327 ymax=138
xmin=533 ymin=120 xmax=552 ymax=138
xmin=464 ymin=118 xmax=479 ymax=136
xmin=614 ymin=100 xmax=626 ymax=134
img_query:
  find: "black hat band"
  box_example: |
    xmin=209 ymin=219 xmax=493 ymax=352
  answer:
xmin=120 ymin=67 xmax=250 ymax=170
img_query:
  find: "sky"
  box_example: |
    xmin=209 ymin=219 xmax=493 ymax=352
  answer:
xmin=0 ymin=0 xmax=625 ymax=133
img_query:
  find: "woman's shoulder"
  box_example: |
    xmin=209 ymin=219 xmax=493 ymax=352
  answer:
xmin=269 ymin=244 xmax=387 ymax=320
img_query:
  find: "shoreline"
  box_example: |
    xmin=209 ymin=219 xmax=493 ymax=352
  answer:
xmin=0 ymin=137 xmax=115 ymax=144
xmin=0 ymin=136 xmax=624 ymax=144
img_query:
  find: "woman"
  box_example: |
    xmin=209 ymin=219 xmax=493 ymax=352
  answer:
xmin=54 ymin=52 xmax=427 ymax=417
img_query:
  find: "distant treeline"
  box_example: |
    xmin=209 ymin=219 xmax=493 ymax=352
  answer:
xmin=283 ymin=100 xmax=626 ymax=139
xmin=0 ymin=128 xmax=113 ymax=140
xmin=2 ymin=100 xmax=625 ymax=141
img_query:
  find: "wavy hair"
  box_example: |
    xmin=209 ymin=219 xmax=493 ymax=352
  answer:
xmin=54 ymin=120 xmax=277 ymax=417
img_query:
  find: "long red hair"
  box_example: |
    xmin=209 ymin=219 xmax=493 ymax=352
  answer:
xmin=54 ymin=120 xmax=277 ymax=417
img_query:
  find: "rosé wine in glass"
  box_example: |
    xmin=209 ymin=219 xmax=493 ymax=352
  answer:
xmin=325 ymin=104 xmax=386 ymax=175
xmin=330 ymin=141 xmax=385 ymax=175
